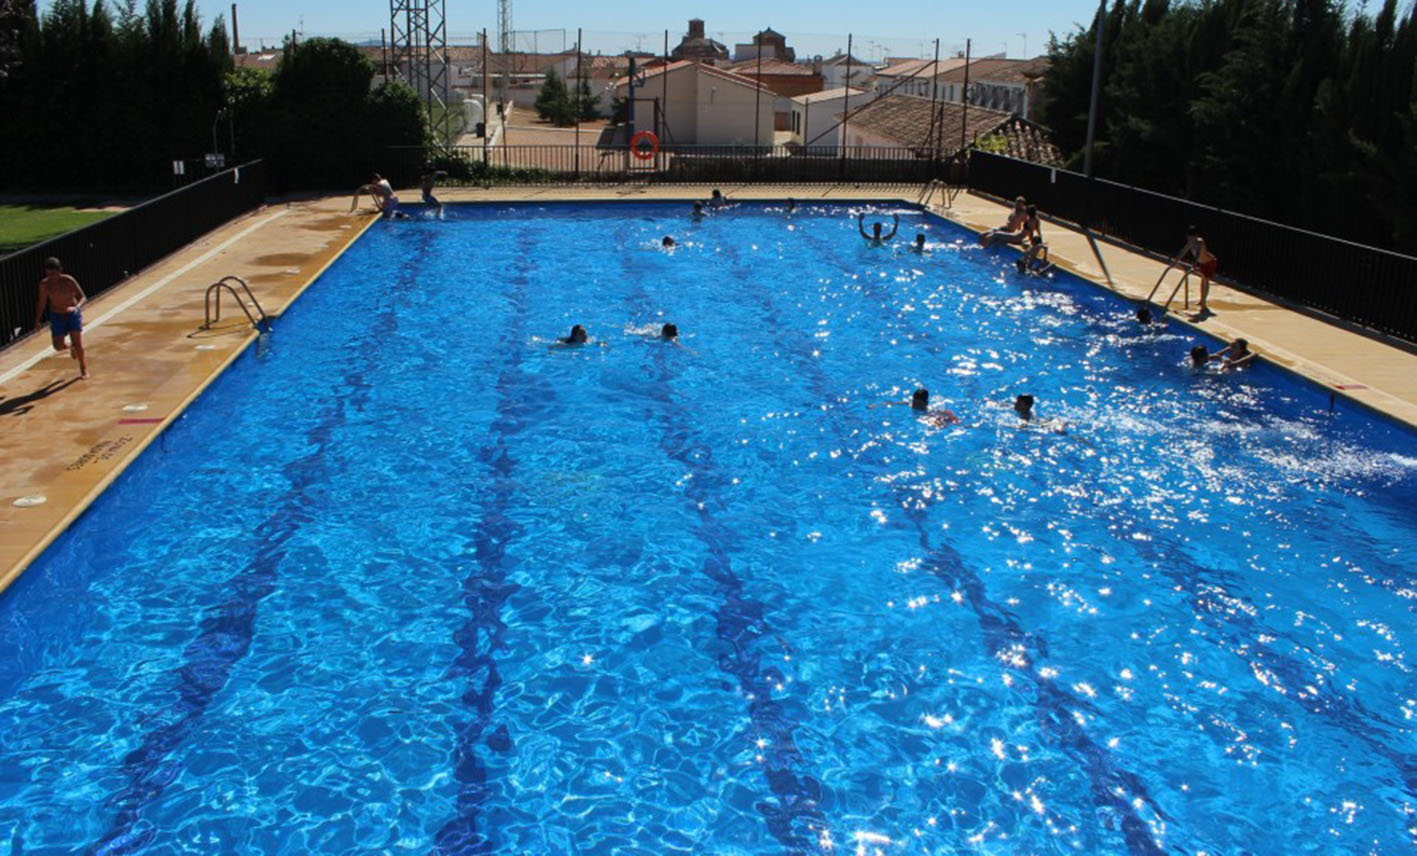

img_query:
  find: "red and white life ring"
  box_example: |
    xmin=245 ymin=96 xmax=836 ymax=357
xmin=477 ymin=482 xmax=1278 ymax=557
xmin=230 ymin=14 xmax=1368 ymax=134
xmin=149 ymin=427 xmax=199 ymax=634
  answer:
xmin=629 ymin=130 xmax=659 ymax=160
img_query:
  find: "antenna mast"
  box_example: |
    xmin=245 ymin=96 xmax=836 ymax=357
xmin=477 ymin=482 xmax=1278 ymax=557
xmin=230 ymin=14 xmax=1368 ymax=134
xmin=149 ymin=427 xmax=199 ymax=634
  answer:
xmin=389 ymin=0 xmax=451 ymax=145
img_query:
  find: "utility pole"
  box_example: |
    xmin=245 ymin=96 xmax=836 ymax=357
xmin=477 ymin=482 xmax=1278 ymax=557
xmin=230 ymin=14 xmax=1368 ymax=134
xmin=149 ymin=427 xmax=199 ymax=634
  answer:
xmin=960 ymin=39 xmax=971 ymax=154
xmin=1083 ymin=0 xmax=1107 ymax=227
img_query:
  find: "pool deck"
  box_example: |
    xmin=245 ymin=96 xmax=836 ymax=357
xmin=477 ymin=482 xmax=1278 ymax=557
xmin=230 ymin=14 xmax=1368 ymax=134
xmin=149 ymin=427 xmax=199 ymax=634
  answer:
xmin=1 ymin=184 xmax=1414 ymax=594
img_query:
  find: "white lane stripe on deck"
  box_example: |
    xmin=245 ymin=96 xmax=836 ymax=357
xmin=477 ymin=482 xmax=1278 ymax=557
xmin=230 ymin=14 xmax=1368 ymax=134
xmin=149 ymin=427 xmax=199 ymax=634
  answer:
xmin=0 ymin=208 xmax=290 ymax=387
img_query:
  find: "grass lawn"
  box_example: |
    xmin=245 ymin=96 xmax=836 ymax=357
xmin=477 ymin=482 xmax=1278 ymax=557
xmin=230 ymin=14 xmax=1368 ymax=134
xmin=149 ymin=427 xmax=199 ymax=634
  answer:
xmin=0 ymin=205 xmax=118 ymax=255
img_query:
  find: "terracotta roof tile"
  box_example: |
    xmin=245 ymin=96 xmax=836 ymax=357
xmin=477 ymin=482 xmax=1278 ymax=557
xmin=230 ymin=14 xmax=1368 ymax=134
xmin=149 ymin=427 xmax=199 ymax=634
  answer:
xmin=840 ymin=94 xmax=1061 ymax=164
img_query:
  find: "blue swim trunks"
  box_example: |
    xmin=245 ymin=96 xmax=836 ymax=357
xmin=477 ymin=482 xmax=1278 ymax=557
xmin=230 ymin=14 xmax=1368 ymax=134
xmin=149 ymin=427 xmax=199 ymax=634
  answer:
xmin=49 ymin=309 xmax=82 ymax=337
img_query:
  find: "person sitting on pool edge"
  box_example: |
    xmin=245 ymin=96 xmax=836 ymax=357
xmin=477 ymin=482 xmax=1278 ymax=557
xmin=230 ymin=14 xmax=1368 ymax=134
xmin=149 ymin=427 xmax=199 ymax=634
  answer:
xmin=858 ymin=212 xmax=899 ymax=245
xmin=1208 ymin=337 xmax=1255 ymax=371
xmin=1014 ymin=205 xmax=1048 ymax=273
xmin=980 ymin=196 xmax=1029 ymax=248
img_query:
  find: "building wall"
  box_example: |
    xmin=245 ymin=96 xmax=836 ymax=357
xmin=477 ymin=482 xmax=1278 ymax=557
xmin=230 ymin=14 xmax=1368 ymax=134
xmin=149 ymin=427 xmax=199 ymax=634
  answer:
xmin=693 ymin=71 xmax=773 ymax=145
xmin=822 ymin=65 xmax=874 ymax=91
xmin=790 ymin=90 xmax=875 ymax=150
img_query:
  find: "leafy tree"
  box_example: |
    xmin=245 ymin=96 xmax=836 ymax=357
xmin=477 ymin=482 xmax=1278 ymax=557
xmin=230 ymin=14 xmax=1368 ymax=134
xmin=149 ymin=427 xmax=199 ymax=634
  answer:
xmin=267 ymin=36 xmax=426 ymax=188
xmin=1041 ymin=0 xmax=1417 ymax=253
xmin=574 ymin=77 xmax=600 ymax=121
xmin=534 ymin=68 xmax=575 ymax=125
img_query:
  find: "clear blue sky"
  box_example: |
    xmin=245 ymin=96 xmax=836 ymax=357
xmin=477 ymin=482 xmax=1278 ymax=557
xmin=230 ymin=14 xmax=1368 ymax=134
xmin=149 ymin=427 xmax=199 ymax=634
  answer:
xmin=40 ymin=1 xmax=1105 ymax=58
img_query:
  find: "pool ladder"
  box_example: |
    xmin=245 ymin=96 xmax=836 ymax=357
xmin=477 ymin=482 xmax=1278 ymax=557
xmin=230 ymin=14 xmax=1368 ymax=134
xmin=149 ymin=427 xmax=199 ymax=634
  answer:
xmin=201 ymin=275 xmax=270 ymax=334
xmin=1145 ymin=266 xmax=1193 ymax=315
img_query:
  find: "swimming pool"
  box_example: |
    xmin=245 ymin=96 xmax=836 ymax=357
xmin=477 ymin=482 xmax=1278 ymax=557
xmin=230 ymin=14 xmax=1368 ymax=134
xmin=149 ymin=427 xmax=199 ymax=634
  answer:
xmin=1 ymin=201 xmax=1414 ymax=854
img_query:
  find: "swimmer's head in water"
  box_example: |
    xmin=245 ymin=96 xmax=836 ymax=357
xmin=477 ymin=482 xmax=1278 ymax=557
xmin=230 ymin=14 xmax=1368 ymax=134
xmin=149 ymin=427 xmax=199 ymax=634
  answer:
xmin=1233 ymin=337 xmax=1248 ymax=350
xmin=693 ymin=201 xmax=703 ymax=213
xmin=1137 ymin=306 xmax=1153 ymax=324
xmin=787 ymin=198 xmax=796 ymax=209
xmin=662 ymin=236 xmax=676 ymax=247
xmin=1190 ymin=345 xmax=1209 ymax=366
xmin=1014 ymin=394 xmax=1035 ymax=418
xmin=872 ymin=222 xmax=883 ymax=238
xmin=711 ymin=189 xmax=723 ymax=200
xmin=915 ymin=233 xmax=926 ymax=247
xmin=911 ymin=388 xmax=929 ymax=410
xmin=567 ymin=324 xmax=588 ymax=343
xmin=661 ymin=323 xmax=679 ymax=339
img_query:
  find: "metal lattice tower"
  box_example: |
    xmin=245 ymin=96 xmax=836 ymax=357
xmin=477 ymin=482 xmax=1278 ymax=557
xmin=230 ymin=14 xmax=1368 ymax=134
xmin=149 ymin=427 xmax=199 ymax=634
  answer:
xmin=389 ymin=0 xmax=451 ymax=145
xmin=496 ymin=0 xmax=513 ymax=108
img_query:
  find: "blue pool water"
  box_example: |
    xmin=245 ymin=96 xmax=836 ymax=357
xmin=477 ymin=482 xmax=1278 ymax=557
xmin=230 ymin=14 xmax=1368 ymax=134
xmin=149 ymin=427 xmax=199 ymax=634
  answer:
xmin=2 ymin=202 xmax=1415 ymax=854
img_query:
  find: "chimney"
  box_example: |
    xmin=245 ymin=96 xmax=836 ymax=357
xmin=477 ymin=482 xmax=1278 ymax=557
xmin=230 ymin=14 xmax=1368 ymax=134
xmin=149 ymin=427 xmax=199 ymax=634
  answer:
xmin=230 ymin=3 xmax=243 ymax=54
xmin=688 ymin=19 xmax=705 ymax=39
xmin=812 ymin=55 xmax=822 ymax=75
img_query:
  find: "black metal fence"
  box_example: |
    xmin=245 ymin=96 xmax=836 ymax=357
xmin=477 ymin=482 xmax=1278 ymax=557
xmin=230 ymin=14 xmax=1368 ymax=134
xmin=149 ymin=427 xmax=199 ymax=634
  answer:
xmin=967 ymin=150 xmax=1417 ymax=342
xmin=0 ymin=160 xmax=268 ymax=350
xmin=389 ymin=144 xmax=964 ymax=188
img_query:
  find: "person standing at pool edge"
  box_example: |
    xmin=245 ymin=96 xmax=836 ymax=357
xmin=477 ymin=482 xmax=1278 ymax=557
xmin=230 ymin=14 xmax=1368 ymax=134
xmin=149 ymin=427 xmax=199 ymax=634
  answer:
xmin=1175 ymin=226 xmax=1218 ymax=316
xmin=34 ymin=257 xmax=87 ymax=379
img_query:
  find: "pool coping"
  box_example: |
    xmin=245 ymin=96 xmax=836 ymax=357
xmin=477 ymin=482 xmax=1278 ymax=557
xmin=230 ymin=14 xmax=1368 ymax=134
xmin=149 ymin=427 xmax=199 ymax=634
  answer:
xmin=0 ymin=183 xmax=1414 ymax=596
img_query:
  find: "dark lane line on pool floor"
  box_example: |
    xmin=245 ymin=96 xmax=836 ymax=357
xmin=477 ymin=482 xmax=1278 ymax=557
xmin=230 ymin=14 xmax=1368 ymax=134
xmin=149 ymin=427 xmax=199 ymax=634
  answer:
xmin=1106 ymin=504 xmax=1417 ymax=804
xmin=87 ymin=229 xmax=428 ymax=856
xmin=617 ymin=238 xmax=830 ymax=853
xmin=723 ymin=227 xmax=1169 ymax=854
xmin=433 ymin=228 xmax=543 ymax=856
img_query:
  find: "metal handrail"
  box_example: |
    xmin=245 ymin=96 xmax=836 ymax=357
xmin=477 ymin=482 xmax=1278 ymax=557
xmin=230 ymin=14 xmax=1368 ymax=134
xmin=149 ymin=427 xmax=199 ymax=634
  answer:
xmin=1159 ymin=269 xmax=1192 ymax=315
xmin=201 ymin=275 xmax=269 ymax=332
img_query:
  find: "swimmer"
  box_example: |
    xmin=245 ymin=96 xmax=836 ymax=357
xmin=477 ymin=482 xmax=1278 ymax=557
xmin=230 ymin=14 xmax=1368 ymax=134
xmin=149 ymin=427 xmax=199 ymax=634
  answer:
xmin=857 ymin=212 xmax=899 ymax=245
xmin=1209 ymin=337 xmax=1255 ymax=371
xmin=1136 ymin=305 xmax=1154 ymax=325
xmin=709 ymin=188 xmax=727 ymax=206
xmin=874 ymin=387 xmax=960 ymax=426
xmin=660 ymin=322 xmax=679 ymax=340
xmin=549 ymin=324 xmax=594 ymax=349
xmin=786 ymin=198 xmax=797 ymax=213
xmin=1014 ymin=393 xmax=1035 ymax=422
xmin=692 ymin=201 xmax=705 ymax=219
xmin=1189 ymin=345 xmax=1210 ymax=369
xmin=662 ymin=236 xmax=676 ymax=247
xmin=420 ymin=169 xmax=448 ymax=213
xmin=910 ymin=233 xmax=927 ymax=253
xmin=1013 ymin=393 xmax=1067 ymax=433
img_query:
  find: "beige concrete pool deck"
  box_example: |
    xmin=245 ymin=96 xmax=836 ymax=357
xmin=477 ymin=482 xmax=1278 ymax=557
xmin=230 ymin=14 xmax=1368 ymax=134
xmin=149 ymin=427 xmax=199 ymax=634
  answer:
xmin=1 ymin=183 xmax=1414 ymax=595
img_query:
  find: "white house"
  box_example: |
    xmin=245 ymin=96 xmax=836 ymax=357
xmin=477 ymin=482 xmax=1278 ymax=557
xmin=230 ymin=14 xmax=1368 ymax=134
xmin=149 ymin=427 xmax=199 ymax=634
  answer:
xmin=613 ymin=60 xmax=774 ymax=146
xmin=817 ymin=52 xmax=875 ymax=90
xmin=789 ymin=87 xmax=875 ymax=151
xmin=872 ymin=57 xmax=966 ymax=99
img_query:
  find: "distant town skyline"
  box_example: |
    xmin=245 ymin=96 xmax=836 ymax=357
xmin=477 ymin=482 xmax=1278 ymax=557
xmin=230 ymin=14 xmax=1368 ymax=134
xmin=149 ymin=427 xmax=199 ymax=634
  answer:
xmin=36 ymin=1 xmax=1105 ymax=59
